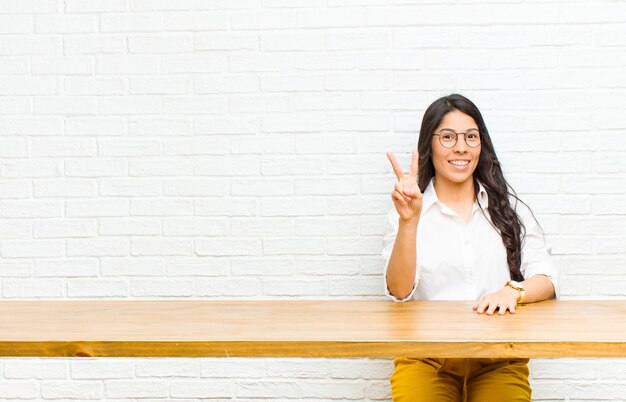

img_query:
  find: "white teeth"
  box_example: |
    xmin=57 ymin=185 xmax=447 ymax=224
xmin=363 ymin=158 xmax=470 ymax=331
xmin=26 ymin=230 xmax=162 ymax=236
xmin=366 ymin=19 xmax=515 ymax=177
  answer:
xmin=449 ymin=160 xmax=469 ymax=166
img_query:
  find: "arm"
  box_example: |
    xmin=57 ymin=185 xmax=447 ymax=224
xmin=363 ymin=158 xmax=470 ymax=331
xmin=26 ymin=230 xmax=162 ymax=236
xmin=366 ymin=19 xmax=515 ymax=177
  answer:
xmin=383 ymin=151 xmax=423 ymax=302
xmin=473 ymin=274 xmax=555 ymax=315
xmin=386 ymin=217 xmax=419 ymax=300
xmin=474 ymin=201 xmax=558 ymax=315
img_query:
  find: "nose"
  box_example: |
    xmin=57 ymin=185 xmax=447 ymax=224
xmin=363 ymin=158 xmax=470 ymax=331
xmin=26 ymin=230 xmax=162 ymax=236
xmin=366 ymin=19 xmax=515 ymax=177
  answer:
xmin=453 ymin=134 xmax=468 ymax=152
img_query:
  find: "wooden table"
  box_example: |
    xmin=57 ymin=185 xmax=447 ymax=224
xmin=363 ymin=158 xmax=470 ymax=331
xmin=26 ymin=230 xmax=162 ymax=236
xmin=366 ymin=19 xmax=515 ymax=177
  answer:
xmin=1 ymin=300 xmax=624 ymax=358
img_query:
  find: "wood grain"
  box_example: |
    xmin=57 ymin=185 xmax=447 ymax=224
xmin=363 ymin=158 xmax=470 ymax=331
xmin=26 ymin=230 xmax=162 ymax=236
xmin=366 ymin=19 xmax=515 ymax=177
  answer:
xmin=0 ymin=300 xmax=624 ymax=358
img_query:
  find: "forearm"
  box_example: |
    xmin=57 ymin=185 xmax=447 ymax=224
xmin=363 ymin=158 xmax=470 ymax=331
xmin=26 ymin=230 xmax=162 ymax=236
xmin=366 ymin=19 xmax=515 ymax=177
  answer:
xmin=520 ymin=274 xmax=555 ymax=303
xmin=386 ymin=218 xmax=419 ymax=300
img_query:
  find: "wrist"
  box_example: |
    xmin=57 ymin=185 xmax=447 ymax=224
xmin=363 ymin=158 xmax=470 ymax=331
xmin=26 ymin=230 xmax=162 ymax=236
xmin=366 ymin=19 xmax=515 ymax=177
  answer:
xmin=504 ymin=280 xmax=526 ymax=304
xmin=398 ymin=216 xmax=420 ymax=227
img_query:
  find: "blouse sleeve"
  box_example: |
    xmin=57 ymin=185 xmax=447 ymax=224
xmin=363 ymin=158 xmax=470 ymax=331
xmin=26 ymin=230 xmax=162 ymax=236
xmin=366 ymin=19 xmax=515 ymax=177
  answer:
xmin=515 ymin=200 xmax=560 ymax=299
xmin=382 ymin=206 xmax=418 ymax=302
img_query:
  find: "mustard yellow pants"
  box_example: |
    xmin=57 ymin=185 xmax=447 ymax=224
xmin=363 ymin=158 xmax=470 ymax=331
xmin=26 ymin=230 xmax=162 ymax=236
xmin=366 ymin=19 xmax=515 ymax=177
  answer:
xmin=390 ymin=357 xmax=531 ymax=402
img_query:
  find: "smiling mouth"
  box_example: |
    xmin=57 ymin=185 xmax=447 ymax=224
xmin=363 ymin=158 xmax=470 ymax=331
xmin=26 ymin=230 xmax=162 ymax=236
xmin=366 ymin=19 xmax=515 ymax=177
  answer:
xmin=449 ymin=160 xmax=470 ymax=166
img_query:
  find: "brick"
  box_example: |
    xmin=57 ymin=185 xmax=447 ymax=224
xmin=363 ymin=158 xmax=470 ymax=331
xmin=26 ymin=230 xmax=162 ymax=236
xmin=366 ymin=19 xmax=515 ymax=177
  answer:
xmin=3 ymin=279 xmax=64 ymax=298
xmin=195 ymin=278 xmax=261 ymax=296
xmin=0 ymin=262 xmax=32 ymax=278
xmin=131 ymin=279 xmax=195 ymax=296
xmin=67 ymin=238 xmax=129 ymax=257
xmin=65 ymin=159 xmax=127 ymax=177
xmin=195 ymin=32 xmax=258 ymax=50
xmin=161 ymin=54 xmax=227 ymax=73
xmin=96 ymin=55 xmax=160 ymax=74
xmin=34 ymin=179 xmax=97 ymax=197
xmin=164 ymin=178 xmax=229 ymax=196
xmin=35 ymin=259 xmax=99 ymax=278
xmin=65 ymin=0 xmax=126 ymax=12
xmin=297 ymin=7 xmax=363 ymax=28
xmin=231 ymin=218 xmax=294 ymax=237
xmin=136 ymin=359 xmax=200 ymax=377
xmin=130 ymin=117 xmax=192 ymax=136
xmin=0 ymin=15 xmax=33 ymax=34
xmin=0 ymin=35 xmax=60 ymax=54
xmin=267 ymin=359 xmax=329 ymax=378
xmin=326 ymin=72 xmax=391 ymax=91
xmin=34 ymin=219 xmax=97 ymax=238
xmin=99 ymin=218 xmax=162 ymax=236
xmin=33 ymin=96 xmax=97 ymax=114
xmin=0 ymin=382 xmax=40 ymax=398
xmin=36 ymin=14 xmax=97 ymax=33
xmin=100 ymin=179 xmax=161 ymax=196
xmin=296 ymin=217 xmax=360 ymax=236
xmin=3 ymin=360 xmax=67 ymax=379
xmin=260 ymin=73 xmax=324 ymax=92
xmin=67 ymin=280 xmax=129 ymax=297
xmin=131 ymin=198 xmax=193 ymax=216
xmin=196 ymin=156 xmax=260 ymax=176
xmin=294 ymin=54 xmax=355 ymax=70
xmin=1 ymin=240 xmax=64 ymax=258
xmin=130 ymin=159 xmax=194 ymax=176
xmin=163 ymin=137 xmax=228 ymax=155
xmin=201 ymin=358 xmax=266 ymax=378
xmin=295 ymin=258 xmax=360 ymax=276
xmin=263 ymin=238 xmax=325 ymax=255
xmin=163 ymin=218 xmax=228 ymax=236
xmin=166 ymin=258 xmax=229 ymax=277
xmin=230 ymin=178 xmax=293 ymax=196
xmin=231 ymin=258 xmax=295 ymax=276
xmin=301 ymin=380 xmax=365 ymax=398
xmin=71 ymin=361 xmax=134 ymax=379
xmin=130 ymin=76 xmax=192 ymax=94
xmin=0 ymin=136 xmax=28 ymax=157
xmin=131 ymin=237 xmax=193 ymax=256
xmin=1 ymin=117 xmax=62 ymax=136
xmin=104 ymin=380 xmax=168 ymax=398
xmin=330 ymin=359 xmax=392 ymax=379
xmin=170 ymin=381 xmax=233 ymax=398
xmin=0 ymin=76 xmax=57 ymax=95
xmin=326 ymin=113 xmax=392 ymax=131
xmin=32 ymin=138 xmax=96 ymax=157
xmin=128 ymin=33 xmax=193 ymax=53
xmin=163 ymin=95 xmax=227 ymax=114
xmin=65 ymin=117 xmax=127 ymax=135
xmin=232 ymin=10 xmax=294 ymax=30
xmin=263 ymin=279 xmax=327 ymax=296
xmin=31 ymin=56 xmax=94 ymax=74
xmin=194 ymin=198 xmax=257 ymax=217
xmin=102 ymin=257 xmax=166 ymax=277
xmin=195 ymin=239 xmax=261 ymax=257
xmin=99 ymin=95 xmax=162 ymax=115
xmin=64 ymin=35 xmax=127 ymax=54
xmin=66 ymin=199 xmax=129 ymax=217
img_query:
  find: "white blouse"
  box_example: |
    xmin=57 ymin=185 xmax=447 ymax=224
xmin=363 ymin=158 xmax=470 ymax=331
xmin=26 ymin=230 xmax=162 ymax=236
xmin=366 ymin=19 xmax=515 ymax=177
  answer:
xmin=382 ymin=178 xmax=559 ymax=302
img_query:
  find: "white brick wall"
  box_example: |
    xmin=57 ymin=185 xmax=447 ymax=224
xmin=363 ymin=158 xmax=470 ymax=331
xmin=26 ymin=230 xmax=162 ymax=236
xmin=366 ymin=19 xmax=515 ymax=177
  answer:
xmin=0 ymin=0 xmax=625 ymax=400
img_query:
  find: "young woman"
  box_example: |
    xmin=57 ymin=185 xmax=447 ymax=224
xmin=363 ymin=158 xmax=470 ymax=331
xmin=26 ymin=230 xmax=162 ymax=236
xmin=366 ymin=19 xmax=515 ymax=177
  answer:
xmin=382 ymin=94 xmax=558 ymax=401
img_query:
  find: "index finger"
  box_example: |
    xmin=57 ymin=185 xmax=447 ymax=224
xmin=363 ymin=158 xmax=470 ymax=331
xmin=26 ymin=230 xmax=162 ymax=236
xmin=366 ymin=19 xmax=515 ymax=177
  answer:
xmin=386 ymin=152 xmax=404 ymax=180
xmin=409 ymin=150 xmax=419 ymax=177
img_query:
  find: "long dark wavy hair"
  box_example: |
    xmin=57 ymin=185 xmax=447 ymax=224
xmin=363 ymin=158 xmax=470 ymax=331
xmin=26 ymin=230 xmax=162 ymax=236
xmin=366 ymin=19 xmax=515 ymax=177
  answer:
xmin=417 ymin=94 xmax=528 ymax=281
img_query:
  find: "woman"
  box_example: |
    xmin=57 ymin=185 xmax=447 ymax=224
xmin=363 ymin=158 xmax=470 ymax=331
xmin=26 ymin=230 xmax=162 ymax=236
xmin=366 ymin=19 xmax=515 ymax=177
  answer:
xmin=382 ymin=94 xmax=558 ymax=402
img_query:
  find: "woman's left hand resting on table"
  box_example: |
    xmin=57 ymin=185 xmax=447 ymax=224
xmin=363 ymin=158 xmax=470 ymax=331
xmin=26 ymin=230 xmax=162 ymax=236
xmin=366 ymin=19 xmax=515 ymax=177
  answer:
xmin=473 ymin=274 xmax=556 ymax=315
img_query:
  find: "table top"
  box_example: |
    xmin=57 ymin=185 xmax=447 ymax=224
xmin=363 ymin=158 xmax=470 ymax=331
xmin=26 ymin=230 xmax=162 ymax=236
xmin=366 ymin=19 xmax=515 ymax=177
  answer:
xmin=1 ymin=300 xmax=624 ymax=358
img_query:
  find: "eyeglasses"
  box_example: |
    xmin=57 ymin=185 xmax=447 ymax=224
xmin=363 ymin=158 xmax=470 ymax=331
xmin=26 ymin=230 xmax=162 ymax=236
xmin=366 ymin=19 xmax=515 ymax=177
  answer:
xmin=432 ymin=128 xmax=481 ymax=148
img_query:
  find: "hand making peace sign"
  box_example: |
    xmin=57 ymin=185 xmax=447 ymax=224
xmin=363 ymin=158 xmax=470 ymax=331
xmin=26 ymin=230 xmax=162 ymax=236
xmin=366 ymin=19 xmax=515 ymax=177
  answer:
xmin=387 ymin=150 xmax=423 ymax=222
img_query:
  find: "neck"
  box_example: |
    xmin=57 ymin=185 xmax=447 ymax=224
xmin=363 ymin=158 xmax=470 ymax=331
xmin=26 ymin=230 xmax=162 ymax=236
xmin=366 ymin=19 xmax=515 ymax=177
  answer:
xmin=433 ymin=175 xmax=475 ymax=206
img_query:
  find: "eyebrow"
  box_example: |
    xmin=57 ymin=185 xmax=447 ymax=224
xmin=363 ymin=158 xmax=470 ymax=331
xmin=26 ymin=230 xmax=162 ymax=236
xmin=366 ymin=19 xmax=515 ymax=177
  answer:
xmin=440 ymin=127 xmax=479 ymax=131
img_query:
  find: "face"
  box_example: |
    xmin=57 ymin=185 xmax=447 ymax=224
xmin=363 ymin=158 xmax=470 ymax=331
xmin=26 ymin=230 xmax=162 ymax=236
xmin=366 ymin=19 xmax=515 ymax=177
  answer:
xmin=431 ymin=110 xmax=481 ymax=186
